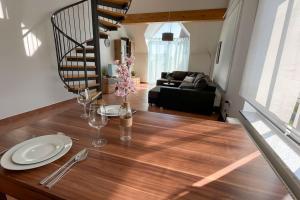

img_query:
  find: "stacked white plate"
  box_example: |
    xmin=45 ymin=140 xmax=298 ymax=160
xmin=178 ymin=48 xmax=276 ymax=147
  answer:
xmin=0 ymin=135 xmax=72 ymax=170
xmin=98 ymin=105 xmax=121 ymax=117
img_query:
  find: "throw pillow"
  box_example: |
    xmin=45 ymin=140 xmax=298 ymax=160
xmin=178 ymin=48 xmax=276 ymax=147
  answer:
xmin=166 ymin=73 xmax=174 ymax=80
xmin=183 ymin=76 xmax=195 ymax=83
xmin=193 ymin=73 xmax=210 ymax=90
xmin=193 ymin=73 xmax=205 ymax=87
xmin=179 ymin=82 xmax=195 ymax=89
xmin=195 ymin=78 xmax=208 ymax=90
xmin=161 ymin=72 xmax=168 ymax=79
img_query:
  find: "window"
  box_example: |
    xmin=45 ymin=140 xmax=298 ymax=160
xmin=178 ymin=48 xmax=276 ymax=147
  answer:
xmin=145 ymin=23 xmax=190 ymax=84
xmin=240 ymin=0 xmax=300 ymax=138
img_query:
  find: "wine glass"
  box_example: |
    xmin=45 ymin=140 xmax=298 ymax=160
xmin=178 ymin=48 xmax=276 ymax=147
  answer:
xmin=88 ymin=104 xmax=108 ymax=147
xmin=77 ymin=88 xmax=91 ymax=119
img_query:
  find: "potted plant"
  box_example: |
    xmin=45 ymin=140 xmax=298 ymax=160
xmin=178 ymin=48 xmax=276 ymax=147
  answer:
xmin=131 ymin=70 xmax=136 ymax=77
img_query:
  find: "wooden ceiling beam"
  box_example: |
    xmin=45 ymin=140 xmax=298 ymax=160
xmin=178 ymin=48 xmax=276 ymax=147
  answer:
xmin=122 ymin=9 xmax=226 ymax=24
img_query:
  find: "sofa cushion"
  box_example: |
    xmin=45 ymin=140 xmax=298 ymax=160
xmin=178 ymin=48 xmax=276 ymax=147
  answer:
xmin=172 ymin=71 xmax=188 ymax=80
xmin=179 ymin=82 xmax=194 ymax=89
xmin=193 ymin=73 xmax=205 ymax=86
xmin=161 ymin=72 xmax=168 ymax=79
xmin=166 ymin=73 xmax=174 ymax=80
xmin=183 ymin=76 xmax=195 ymax=83
xmin=193 ymin=73 xmax=210 ymax=89
xmin=187 ymin=72 xmax=198 ymax=77
xmin=195 ymin=79 xmax=208 ymax=90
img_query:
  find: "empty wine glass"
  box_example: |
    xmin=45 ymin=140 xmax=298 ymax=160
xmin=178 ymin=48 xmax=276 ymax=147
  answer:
xmin=88 ymin=104 xmax=108 ymax=147
xmin=77 ymin=88 xmax=91 ymax=119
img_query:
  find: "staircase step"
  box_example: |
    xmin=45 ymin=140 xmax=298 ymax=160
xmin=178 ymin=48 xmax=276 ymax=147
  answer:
xmin=67 ymin=83 xmax=100 ymax=92
xmin=97 ymin=8 xmax=125 ymax=21
xmin=98 ymin=0 xmax=130 ymax=9
xmin=75 ymin=47 xmax=95 ymax=53
xmin=65 ymin=56 xmax=95 ymax=62
xmin=99 ymin=31 xmax=109 ymax=39
xmin=84 ymin=32 xmax=108 ymax=46
xmin=63 ymin=74 xmax=98 ymax=81
xmin=99 ymin=19 xmax=120 ymax=31
xmin=61 ymin=65 xmax=96 ymax=71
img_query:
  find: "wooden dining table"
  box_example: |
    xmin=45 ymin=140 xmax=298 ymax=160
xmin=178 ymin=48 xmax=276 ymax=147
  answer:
xmin=0 ymin=107 xmax=293 ymax=199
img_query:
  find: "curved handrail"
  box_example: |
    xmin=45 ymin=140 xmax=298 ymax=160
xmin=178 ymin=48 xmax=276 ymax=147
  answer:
xmin=51 ymin=16 xmax=84 ymax=49
xmin=51 ymin=0 xmax=87 ymax=48
xmin=51 ymin=0 xmax=90 ymax=91
xmin=51 ymin=0 xmax=132 ymax=93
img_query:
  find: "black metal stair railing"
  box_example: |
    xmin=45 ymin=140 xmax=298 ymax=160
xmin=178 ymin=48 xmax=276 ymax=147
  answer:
xmin=51 ymin=0 xmax=132 ymax=94
xmin=51 ymin=0 xmax=94 ymax=93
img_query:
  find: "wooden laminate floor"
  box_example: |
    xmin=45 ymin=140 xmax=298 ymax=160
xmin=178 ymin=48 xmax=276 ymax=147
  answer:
xmin=0 ymin=84 xmax=219 ymax=137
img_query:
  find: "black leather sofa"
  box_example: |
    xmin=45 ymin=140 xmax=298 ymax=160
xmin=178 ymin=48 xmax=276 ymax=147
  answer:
xmin=149 ymin=71 xmax=216 ymax=115
xmin=156 ymin=71 xmax=202 ymax=87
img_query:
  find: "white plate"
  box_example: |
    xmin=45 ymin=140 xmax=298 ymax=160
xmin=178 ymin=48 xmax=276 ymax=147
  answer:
xmin=0 ymin=135 xmax=72 ymax=170
xmin=98 ymin=105 xmax=121 ymax=117
xmin=11 ymin=136 xmax=65 ymax=165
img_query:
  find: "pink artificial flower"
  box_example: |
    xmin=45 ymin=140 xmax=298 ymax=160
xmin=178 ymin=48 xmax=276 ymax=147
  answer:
xmin=125 ymin=56 xmax=135 ymax=66
xmin=114 ymin=57 xmax=136 ymax=99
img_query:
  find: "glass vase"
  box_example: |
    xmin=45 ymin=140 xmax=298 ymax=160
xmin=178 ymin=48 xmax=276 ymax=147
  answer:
xmin=119 ymin=101 xmax=132 ymax=142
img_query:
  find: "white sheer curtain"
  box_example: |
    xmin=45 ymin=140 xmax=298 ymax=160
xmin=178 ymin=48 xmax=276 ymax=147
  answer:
xmin=147 ymin=38 xmax=190 ymax=84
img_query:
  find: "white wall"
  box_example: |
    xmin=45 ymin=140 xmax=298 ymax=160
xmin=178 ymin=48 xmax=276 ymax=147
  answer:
xmin=184 ymin=21 xmax=223 ymax=74
xmin=133 ymin=53 xmax=147 ymax=82
xmin=219 ymin=0 xmax=259 ymax=118
xmin=124 ymin=23 xmax=148 ymax=82
xmin=0 ymin=0 xmax=129 ymax=120
xmin=0 ymin=0 xmax=84 ymax=120
xmin=122 ymin=0 xmax=228 ymax=82
xmin=124 ymin=21 xmax=223 ymax=82
xmin=100 ymin=26 xmax=129 ymax=69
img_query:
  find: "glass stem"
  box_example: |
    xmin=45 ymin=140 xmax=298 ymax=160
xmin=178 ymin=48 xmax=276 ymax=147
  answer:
xmin=83 ymin=104 xmax=87 ymax=116
xmin=97 ymin=127 xmax=102 ymax=140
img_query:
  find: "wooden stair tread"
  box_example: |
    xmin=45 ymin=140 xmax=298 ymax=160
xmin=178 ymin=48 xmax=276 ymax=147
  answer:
xmin=99 ymin=19 xmax=120 ymax=30
xmin=68 ymin=83 xmax=100 ymax=90
xmin=84 ymin=32 xmax=108 ymax=42
xmin=99 ymin=31 xmax=109 ymax=38
xmin=63 ymin=74 xmax=98 ymax=79
xmin=75 ymin=47 xmax=95 ymax=53
xmin=102 ymin=0 xmax=130 ymax=4
xmin=61 ymin=65 xmax=96 ymax=70
xmin=98 ymin=0 xmax=130 ymax=9
xmin=84 ymin=32 xmax=108 ymax=46
xmin=66 ymin=56 xmax=95 ymax=62
xmin=97 ymin=8 xmax=125 ymax=19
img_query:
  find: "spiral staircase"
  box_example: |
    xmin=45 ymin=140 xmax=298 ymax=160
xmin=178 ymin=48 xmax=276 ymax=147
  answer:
xmin=51 ymin=0 xmax=132 ymax=95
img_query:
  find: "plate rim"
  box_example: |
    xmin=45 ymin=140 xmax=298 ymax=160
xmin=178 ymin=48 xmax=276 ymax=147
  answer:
xmin=98 ymin=105 xmax=121 ymax=117
xmin=0 ymin=135 xmax=72 ymax=170
xmin=11 ymin=138 xmax=65 ymax=165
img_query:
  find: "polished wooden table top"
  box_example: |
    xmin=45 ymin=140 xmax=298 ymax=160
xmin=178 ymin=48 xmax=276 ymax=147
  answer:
xmin=0 ymin=107 xmax=292 ymax=200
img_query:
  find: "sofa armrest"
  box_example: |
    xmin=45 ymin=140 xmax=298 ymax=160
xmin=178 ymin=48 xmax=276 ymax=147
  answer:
xmin=159 ymin=87 xmax=215 ymax=114
xmin=205 ymin=82 xmax=217 ymax=92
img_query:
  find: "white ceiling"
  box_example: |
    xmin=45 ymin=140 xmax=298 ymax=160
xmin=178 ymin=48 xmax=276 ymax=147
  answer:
xmin=128 ymin=0 xmax=229 ymax=14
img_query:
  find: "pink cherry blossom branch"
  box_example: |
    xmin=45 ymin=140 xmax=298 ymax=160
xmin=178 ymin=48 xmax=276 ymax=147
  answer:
xmin=114 ymin=56 xmax=136 ymax=101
